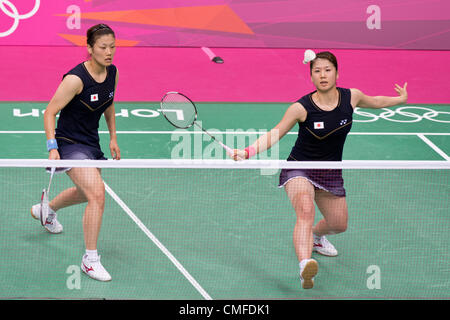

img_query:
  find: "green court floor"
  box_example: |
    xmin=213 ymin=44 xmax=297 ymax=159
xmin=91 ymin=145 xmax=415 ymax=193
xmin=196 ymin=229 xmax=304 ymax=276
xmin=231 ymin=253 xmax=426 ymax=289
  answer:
xmin=0 ymin=102 xmax=449 ymax=299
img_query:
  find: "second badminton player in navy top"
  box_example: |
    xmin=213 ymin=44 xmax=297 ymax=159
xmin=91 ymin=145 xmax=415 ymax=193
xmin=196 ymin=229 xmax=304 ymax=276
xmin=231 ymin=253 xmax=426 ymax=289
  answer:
xmin=34 ymin=24 xmax=120 ymax=282
xmin=231 ymin=51 xmax=408 ymax=289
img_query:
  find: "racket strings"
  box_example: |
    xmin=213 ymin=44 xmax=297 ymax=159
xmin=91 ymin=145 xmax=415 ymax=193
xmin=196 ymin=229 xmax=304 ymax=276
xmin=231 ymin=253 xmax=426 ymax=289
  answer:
xmin=160 ymin=91 xmax=233 ymax=156
xmin=161 ymin=93 xmax=197 ymax=129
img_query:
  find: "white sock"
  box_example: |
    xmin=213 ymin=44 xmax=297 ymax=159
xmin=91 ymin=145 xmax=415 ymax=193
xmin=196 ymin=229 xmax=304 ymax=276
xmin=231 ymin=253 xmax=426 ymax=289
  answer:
xmin=299 ymin=259 xmax=310 ymax=271
xmin=85 ymin=249 xmax=99 ymax=260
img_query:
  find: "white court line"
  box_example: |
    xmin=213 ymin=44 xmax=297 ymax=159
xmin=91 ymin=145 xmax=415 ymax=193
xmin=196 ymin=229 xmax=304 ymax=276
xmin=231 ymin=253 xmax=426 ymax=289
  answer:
xmin=0 ymin=131 xmax=45 ymax=133
xmin=103 ymin=182 xmax=212 ymax=300
xmin=417 ymin=134 xmax=450 ymax=161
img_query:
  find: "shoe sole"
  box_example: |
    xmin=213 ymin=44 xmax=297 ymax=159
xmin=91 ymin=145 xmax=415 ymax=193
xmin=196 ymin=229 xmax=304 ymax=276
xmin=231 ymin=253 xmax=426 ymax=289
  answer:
xmin=313 ymin=247 xmax=338 ymax=257
xmin=301 ymin=260 xmax=318 ymax=289
xmin=30 ymin=207 xmax=38 ymax=220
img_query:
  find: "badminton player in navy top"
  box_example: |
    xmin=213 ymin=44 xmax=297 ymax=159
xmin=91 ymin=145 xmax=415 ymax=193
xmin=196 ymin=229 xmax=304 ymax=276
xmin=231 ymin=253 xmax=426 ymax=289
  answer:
xmin=31 ymin=24 xmax=120 ymax=281
xmin=232 ymin=51 xmax=408 ymax=289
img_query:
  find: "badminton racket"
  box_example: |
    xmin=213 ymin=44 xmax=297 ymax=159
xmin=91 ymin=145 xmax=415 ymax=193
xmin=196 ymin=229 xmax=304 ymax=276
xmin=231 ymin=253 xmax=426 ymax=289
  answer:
xmin=40 ymin=167 xmax=55 ymax=226
xmin=160 ymin=92 xmax=233 ymax=155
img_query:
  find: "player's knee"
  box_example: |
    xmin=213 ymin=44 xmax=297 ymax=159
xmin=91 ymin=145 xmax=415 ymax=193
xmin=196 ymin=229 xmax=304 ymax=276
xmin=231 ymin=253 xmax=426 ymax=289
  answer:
xmin=87 ymin=184 xmax=105 ymax=205
xmin=94 ymin=189 xmax=105 ymax=204
xmin=293 ymin=194 xmax=315 ymax=219
xmin=329 ymin=221 xmax=347 ymax=234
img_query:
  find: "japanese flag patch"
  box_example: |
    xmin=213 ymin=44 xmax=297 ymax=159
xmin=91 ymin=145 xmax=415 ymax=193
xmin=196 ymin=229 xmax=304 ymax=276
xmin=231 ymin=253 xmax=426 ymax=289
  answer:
xmin=90 ymin=94 xmax=99 ymax=102
xmin=314 ymin=122 xmax=324 ymax=129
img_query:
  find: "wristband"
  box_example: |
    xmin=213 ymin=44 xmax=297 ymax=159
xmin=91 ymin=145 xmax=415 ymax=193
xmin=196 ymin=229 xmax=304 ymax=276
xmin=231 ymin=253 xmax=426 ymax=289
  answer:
xmin=244 ymin=146 xmax=256 ymax=159
xmin=46 ymin=139 xmax=58 ymax=152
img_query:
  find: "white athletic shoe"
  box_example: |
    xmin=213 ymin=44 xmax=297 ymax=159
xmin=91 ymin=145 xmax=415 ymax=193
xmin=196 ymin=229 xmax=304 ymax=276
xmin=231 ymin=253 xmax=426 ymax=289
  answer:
xmin=30 ymin=204 xmax=63 ymax=234
xmin=313 ymin=234 xmax=338 ymax=257
xmin=81 ymin=254 xmax=112 ymax=282
xmin=299 ymin=259 xmax=318 ymax=289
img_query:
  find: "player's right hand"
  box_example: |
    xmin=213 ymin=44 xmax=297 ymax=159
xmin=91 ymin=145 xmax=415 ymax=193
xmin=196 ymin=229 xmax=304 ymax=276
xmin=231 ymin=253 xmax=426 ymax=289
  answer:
xmin=48 ymin=149 xmax=60 ymax=160
xmin=231 ymin=149 xmax=247 ymax=161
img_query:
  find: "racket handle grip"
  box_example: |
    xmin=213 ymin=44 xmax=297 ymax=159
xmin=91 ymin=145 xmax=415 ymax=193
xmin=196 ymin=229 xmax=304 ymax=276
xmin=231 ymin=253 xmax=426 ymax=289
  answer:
xmin=219 ymin=142 xmax=233 ymax=155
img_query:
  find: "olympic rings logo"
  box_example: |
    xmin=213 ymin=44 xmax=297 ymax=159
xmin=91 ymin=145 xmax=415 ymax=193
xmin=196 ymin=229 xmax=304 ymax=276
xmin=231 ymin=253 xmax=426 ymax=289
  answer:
xmin=0 ymin=0 xmax=40 ymax=37
xmin=354 ymin=106 xmax=450 ymax=123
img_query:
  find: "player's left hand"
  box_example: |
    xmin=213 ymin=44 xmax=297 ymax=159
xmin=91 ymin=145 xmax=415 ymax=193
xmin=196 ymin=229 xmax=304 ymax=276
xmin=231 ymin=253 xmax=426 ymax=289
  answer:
xmin=395 ymin=82 xmax=408 ymax=104
xmin=110 ymin=139 xmax=121 ymax=160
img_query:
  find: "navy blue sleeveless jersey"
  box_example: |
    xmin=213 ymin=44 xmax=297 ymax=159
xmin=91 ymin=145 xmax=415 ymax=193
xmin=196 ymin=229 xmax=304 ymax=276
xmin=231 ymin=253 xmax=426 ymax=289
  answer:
xmin=55 ymin=62 xmax=117 ymax=148
xmin=289 ymin=87 xmax=353 ymax=161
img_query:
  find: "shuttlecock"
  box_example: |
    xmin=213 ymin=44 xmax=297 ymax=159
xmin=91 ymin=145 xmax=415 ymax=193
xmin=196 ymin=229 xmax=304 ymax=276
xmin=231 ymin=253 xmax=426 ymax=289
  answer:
xmin=303 ymin=49 xmax=316 ymax=64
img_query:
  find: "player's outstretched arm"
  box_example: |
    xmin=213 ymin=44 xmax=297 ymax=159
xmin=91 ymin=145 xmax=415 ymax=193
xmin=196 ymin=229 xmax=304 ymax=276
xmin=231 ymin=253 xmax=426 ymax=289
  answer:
xmin=231 ymin=102 xmax=306 ymax=161
xmin=351 ymin=82 xmax=408 ymax=109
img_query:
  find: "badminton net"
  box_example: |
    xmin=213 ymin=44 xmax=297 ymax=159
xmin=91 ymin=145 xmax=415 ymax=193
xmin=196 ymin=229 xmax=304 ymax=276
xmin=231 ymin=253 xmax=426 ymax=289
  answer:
xmin=0 ymin=159 xmax=448 ymax=300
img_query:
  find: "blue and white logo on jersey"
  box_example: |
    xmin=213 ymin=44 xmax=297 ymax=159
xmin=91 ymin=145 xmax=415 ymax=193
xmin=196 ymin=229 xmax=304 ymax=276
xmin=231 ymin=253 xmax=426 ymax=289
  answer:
xmin=109 ymin=91 xmax=114 ymax=98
